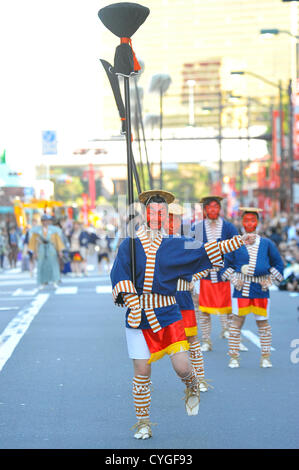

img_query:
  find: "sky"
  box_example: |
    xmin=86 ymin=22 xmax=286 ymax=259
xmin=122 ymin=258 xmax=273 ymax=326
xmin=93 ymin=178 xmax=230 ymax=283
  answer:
xmin=0 ymin=0 xmax=107 ymax=176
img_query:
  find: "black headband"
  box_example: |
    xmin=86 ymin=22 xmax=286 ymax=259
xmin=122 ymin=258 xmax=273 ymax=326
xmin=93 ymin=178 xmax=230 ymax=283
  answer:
xmin=145 ymin=195 xmax=167 ymax=207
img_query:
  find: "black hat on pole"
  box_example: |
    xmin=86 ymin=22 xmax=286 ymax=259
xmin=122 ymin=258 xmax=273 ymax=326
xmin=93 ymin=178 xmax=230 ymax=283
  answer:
xmin=98 ymin=2 xmax=150 ymax=76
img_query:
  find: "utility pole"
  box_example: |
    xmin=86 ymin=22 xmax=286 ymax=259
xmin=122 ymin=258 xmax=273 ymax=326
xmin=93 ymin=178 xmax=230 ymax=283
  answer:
xmin=288 ymin=79 xmax=294 ymax=213
xmin=218 ymin=91 xmax=223 ymax=191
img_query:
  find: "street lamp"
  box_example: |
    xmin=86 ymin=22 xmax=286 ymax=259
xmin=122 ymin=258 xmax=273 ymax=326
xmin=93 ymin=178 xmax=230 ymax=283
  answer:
xmin=288 ymin=79 xmax=295 ymax=213
xmin=149 ymin=74 xmax=172 ymax=189
xmin=230 ymin=95 xmax=273 ymax=206
xmin=202 ymin=93 xmax=224 ymax=191
xmin=186 ymin=79 xmax=196 ymax=126
xmin=260 ymin=28 xmax=298 ymax=86
xmin=218 ymin=92 xmax=223 ymax=190
xmin=231 ymin=70 xmax=285 ymax=210
xmin=260 ymin=25 xmax=299 ymax=211
xmin=260 ymin=28 xmax=299 ymax=40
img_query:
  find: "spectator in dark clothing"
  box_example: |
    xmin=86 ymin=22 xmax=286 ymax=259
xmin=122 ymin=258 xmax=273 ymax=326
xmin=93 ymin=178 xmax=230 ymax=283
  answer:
xmin=269 ymin=227 xmax=283 ymax=246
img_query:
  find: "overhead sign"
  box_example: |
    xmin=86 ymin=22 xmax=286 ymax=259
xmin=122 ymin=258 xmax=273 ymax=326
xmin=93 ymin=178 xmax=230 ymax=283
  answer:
xmin=42 ymin=130 xmax=57 ymax=155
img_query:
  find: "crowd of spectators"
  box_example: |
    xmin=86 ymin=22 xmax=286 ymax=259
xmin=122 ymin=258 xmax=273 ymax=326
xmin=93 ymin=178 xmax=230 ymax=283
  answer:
xmin=0 ymin=215 xmax=119 ymax=276
xmin=0 ymin=223 xmax=22 ymax=271
xmin=1 ymin=209 xmax=299 ymax=293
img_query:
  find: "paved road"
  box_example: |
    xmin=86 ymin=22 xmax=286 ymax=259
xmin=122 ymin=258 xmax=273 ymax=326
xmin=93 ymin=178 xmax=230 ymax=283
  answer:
xmin=0 ymin=268 xmax=298 ymax=450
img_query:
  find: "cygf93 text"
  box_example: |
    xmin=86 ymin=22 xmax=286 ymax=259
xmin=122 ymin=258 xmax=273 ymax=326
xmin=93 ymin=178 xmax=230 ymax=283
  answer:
xmin=147 ymin=454 xmax=192 ymax=465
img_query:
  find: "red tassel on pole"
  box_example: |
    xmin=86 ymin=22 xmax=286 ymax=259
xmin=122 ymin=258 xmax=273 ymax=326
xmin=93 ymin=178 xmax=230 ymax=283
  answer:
xmin=120 ymin=37 xmax=141 ymax=72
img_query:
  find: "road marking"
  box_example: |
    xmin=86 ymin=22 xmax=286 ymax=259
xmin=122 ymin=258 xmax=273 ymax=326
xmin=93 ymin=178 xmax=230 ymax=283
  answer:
xmin=0 ymin=294 xmax=49 ymax=372
xmin=242 ymin=329 xmax=275 ymax=351
xmin=0 ymin=307 xmax=19 ymax=311
xmin=63 ymin=275 xmax=111 ymax=284
xmin=55 ymin=286 xmax=78 ymax=295
xmin=12 ymin=288 xmax=38 ymax=297
xmin=0 ymin=274 xmax=110 ymax=287
xmin=0 ymin=291 xmax=18 ymax=295
xmin=96 ymin=285 xmax=112 ymax=294
xmin=7 ymin=284 xmax=112 ymax=296
xmin=0 ymin=297 xmax=39 ymax=301
xmin=12 ymin=288 xmax=22 ymax=296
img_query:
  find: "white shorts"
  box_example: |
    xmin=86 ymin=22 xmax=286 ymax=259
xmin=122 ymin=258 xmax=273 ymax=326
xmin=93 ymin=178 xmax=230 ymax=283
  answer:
xmin=232 ymin=298 xmax=270 ymax=321
xmin=125 ymin=327 xmax=151 ymax=360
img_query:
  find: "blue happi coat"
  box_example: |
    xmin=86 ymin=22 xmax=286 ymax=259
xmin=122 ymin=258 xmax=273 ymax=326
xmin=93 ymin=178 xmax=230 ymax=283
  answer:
xmin=221 ymin=235 xmax=284 ymax=298
xmin=110 ymin=226 xmax=224 ymax=330
xmin=175 ymin=275 xmax=195 ymax=311
xmin=191 ymin=218 xmax=238 ymax=283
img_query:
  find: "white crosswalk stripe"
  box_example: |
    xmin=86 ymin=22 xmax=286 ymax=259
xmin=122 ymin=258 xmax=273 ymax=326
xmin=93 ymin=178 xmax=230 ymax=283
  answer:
xmin=12 ymin=288 xmax=38 ymax=297
xmin=0 ymin=294 xmax=49 ymax=372
xmin=0 ymin=307 xmax=19 ymax=311
xmin=96 ymin=286 xmax=112 ymax=294
xmin=1 ymin=285 xmax=113 ymax=297
xmin=55 ymin=286 xmax=78 ymax=295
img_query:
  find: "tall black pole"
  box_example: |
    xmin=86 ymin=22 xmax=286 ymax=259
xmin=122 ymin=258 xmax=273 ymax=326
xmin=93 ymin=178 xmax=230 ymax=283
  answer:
xmin=100 ymin=59 xmax=141 ymax=196
xmin=97 ymin=1 xmax=150 ymax=290
xmin=288 ymin=79 xmax=294 ymax=213
xmin=279 ymin=80 xmax=284 ymax=211
xmin=160 ymin=89 xmax=163 ymax=189
xmin=239 ymin=121 xmax=244 ymax=207
xmin=134 ymin=81 xmax=154 ymax=189
xmin=218 ymin=91 xmax=223 ymax=191
xmin=134 ymin=98 xmax=145 ymax=191
xmin=246 ymin=97 xmax=251 ymax=198
xmin=124 ymin=76 xmax=136 ymax=285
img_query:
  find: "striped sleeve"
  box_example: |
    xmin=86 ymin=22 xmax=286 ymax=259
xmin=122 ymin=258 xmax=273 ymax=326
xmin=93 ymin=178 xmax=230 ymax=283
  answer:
xmin=204 ymin=240 xmax=224 ymax=268
xmin=269 ymin=267 xmax=284 ymax=283
xmin=177 ymin=279 xmax=192 ymax=291
xmin=123 ymin=293 xmax=142 ymax=328
xmin=112 ymin=280 xmax=138 ymax=305
xmin=192 ymin=269 xmax=210 ymax=281
xmin=221 ymin=267 xmax=235 ymax=281
xmin=113 ymin=282 xmax=142 ymax=328
xmin=218 ymin=235 xmax=244 ymax=255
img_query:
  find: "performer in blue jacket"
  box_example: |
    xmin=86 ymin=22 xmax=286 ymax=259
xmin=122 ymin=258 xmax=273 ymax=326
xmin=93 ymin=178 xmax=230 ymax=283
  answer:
xmin=110 ymin=190 xmax=255 ymax=439
xmin=167 ymin=202 xmax=212 ymax=393
xmin=192 ymin=196 xmax=241 ymax=351
xmin=221 ymin=207 xmax=284 ymax=369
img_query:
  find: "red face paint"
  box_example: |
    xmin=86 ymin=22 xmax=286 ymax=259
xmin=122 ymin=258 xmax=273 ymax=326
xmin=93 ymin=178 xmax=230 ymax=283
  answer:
xmin=204 ymin=201 xmax=221 ymax=220
xmin=242 ymin=213 xmax=258 ymax=233
xmin=146 ymin=203 xmax=168 ymax=230
xmin=166 ymin=213 xmax=182 ymax=235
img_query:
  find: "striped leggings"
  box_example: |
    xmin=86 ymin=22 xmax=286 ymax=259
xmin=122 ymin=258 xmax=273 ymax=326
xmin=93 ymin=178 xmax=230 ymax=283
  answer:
xmin=189 ymin=341 xmax=205 ymax=379
xmin=132 ymin=364 xmax=201 ymax=420
xmin=132 ymin=375 xmax=151 ymax=420
xmin=198 ymin=311 xmax=231 ymax=340
xmin=229 ymin=323 xmax=272 ymax=357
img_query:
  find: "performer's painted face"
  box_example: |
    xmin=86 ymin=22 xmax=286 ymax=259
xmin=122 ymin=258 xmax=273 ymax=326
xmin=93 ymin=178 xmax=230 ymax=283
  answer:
xmin=166 ymin=214 xmax=182 ymax=235
xmin=242 ymin=213 xmax=258 ymax=233
xmin=146 ymin=203 xmax=168 ymax=230
xmin=204 ymin=201 xmax=221 ymax=220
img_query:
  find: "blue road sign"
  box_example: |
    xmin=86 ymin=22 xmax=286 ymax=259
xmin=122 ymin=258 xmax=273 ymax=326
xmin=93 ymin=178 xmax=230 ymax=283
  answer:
xmin=42 ymin=130 xmax=57 ymax=155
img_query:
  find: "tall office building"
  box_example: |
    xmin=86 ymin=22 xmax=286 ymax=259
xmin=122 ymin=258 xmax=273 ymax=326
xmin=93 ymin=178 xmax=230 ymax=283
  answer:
xmin=99 ymin=0 xmax=298 ymax=132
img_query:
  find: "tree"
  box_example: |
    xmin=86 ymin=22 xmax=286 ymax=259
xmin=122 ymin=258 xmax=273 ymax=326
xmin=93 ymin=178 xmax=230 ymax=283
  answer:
xmin=54 ymin=176 xmax=84 ymax=203
xmin=162 ymin=163 xmax=209 ymax=202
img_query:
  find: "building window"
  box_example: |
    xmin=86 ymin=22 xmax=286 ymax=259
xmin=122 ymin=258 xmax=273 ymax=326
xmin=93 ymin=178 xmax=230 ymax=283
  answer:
xmin=113 ymin=180 xmax=126 ymax=195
